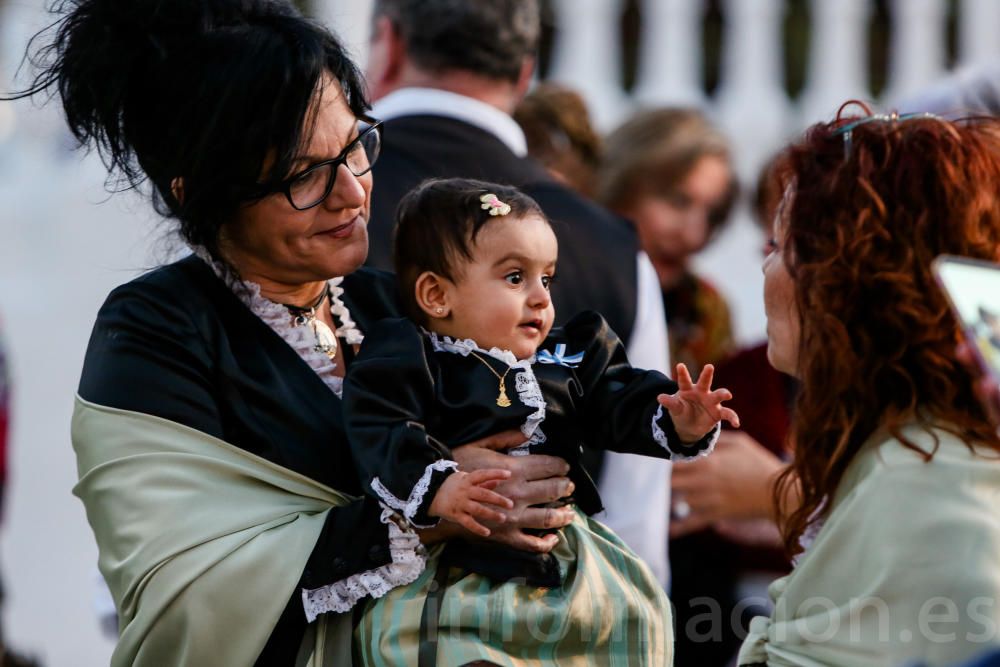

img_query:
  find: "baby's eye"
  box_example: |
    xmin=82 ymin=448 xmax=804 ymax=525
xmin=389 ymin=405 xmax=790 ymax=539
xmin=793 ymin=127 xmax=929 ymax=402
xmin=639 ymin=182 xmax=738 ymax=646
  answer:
xmin=541 ymin=274 xmax=556 ymax=290
xmin=504 ymin=271 xmax=523 ymax=286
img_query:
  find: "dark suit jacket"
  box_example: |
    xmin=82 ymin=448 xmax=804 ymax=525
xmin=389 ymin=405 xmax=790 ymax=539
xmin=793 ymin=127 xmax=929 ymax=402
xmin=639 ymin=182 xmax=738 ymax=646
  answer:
xmin=368 ymin=114 xmax=640 ymax=345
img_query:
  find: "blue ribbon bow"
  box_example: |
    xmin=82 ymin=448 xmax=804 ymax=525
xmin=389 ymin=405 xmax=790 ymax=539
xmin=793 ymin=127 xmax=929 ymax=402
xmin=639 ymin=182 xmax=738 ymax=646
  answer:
xmin=536 ymin=343 xmax=584 ymax=368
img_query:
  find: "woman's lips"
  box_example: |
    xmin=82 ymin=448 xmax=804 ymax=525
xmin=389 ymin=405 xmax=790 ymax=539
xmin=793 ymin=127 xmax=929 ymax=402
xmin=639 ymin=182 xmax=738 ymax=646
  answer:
xmin=318 ymin=217 xmax=360 ymax=238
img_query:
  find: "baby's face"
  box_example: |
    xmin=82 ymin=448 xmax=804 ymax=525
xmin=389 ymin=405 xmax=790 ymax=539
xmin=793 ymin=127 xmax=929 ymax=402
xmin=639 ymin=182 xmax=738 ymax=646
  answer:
xmin=441 ymin=214 xmax=557 ymax=359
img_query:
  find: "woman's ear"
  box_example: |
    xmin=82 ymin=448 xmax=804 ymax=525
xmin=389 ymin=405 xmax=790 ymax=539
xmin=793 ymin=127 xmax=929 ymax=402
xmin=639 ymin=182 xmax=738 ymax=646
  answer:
xmin=414 ymin=271 xmax=451 ymax=320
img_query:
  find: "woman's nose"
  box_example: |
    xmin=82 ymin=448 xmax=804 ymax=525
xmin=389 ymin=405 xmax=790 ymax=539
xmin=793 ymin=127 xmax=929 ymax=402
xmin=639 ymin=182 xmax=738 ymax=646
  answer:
xmin=324 ymin=164 xmax=368 ymax=211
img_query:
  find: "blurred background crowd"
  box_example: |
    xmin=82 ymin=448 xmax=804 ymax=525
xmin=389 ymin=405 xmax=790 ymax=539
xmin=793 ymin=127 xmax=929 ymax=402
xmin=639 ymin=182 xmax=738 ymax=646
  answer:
xmin=0 ymin=0 xmax=998 ymax=664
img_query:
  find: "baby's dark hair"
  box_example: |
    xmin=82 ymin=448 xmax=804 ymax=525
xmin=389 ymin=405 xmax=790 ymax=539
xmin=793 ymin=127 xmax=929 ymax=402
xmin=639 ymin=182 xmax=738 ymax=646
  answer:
xmin=393 ymin=178 xmax=547 ymax=324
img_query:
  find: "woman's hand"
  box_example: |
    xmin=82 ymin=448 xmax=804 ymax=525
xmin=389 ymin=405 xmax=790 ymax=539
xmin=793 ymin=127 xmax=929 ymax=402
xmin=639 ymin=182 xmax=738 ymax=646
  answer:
xmin=658 ymin=363 xmax=740 ymax=443
xmin=669 ymin=430 xmax=786 ymax=538
xmin=451 ymin=430 xmax=576 ymax=553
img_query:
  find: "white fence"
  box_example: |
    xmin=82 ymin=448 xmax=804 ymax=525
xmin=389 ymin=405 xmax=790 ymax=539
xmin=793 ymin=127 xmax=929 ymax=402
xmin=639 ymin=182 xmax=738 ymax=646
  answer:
xmin=0 ymin=1 xmax=997 ymax=665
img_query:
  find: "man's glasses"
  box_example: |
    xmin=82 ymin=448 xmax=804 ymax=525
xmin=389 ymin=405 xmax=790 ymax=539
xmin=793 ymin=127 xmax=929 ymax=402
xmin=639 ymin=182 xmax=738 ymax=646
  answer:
xmin=266 ymin=118 xmax=382 ymax=210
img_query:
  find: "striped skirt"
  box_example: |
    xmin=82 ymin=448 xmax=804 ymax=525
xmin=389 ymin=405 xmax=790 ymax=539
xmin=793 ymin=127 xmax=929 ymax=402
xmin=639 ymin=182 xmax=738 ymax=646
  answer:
xmin=355 ymin=509 xmax=673 ymax=666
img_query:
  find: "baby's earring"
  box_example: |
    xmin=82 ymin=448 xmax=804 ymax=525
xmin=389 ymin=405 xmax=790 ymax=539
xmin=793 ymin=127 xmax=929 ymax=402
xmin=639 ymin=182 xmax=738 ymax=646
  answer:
xmin=435 ymin=307 xmax=445 ymax=316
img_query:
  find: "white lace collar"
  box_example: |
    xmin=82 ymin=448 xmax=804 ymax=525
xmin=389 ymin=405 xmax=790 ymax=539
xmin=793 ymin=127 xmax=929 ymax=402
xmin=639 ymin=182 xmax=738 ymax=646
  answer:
xmin=191 ymin=247 xmax=363 ymax=397
xmin=422 ymin=330 xmax=536 ymax=368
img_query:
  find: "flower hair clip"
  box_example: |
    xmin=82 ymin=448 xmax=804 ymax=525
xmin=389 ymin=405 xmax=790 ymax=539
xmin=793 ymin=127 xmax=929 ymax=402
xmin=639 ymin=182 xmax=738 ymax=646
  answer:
xmin=480 ymin=193 xmax=512 ymax=216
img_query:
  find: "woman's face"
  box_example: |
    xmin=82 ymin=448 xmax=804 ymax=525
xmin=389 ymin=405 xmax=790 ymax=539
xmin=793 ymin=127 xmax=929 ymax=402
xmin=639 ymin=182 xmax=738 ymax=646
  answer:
xmin=763 ymin=190 xmax=800 ymax=377
xmin=220 ymin=76 xmax=372 ymax=287
xmin=623 ymin=154 xmax=732 ymax=289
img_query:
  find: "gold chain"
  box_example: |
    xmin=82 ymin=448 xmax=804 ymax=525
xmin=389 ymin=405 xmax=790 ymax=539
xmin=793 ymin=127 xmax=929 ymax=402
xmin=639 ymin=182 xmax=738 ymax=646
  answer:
xmin=468 ymin=350 xmax=513 ymax=408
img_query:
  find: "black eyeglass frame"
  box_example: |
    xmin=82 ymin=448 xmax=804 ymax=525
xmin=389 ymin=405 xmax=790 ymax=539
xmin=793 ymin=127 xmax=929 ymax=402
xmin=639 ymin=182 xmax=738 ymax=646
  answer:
xmin=260 ymin=117 xmax=383 ymax=211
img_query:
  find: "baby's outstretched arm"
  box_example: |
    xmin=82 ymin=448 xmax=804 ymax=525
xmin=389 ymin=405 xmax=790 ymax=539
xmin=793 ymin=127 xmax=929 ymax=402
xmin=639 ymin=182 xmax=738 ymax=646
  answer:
xmin=658 ymin=363 xmax=740 ymax=443
xmin=428 ymin=469 xmax=515 ymax=537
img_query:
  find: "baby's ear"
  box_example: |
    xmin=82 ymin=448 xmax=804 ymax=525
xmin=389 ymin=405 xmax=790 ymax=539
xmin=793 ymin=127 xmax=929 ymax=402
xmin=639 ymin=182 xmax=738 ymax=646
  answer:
xmin=414 ymin=271 xmax=451 ymax=320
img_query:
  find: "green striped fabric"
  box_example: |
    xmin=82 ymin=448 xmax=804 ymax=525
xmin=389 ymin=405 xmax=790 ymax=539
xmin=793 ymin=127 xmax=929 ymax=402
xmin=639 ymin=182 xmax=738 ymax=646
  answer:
xmin=356 ymin=509 xmax=673 ymax=666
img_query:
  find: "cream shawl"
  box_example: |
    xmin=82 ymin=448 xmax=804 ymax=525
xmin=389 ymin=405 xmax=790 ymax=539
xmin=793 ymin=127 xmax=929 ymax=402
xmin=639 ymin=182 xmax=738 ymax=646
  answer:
xmin=72 ymin=396 xmax=355 ymax=666
xmin=738 ymin=424 xmax=1000 ymax=667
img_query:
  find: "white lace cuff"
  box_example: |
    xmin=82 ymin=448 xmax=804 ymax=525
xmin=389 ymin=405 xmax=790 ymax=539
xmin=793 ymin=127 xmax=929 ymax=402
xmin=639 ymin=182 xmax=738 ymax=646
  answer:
xmin=370 ymin=459 xmax=458 ymax=527
xmin=301 ymin=507 xmax=426 ymax=622
xmin=651 ymin=404 xmax=721 ymax=461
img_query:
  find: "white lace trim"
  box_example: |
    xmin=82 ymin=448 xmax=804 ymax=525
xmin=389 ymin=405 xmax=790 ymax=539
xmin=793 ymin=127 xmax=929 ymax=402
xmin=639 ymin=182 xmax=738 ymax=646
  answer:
xmin=651 ymin=404 xmax=721 ymax=461
xmin=301 ymin=506 xmax=427 ymax=621
xmin=191 ymin=249 xmax=426 ymax=616
xmin=424 ymin=331 xmax=544 ymax=455
xmin=371 ymin=459 xmax=459 ymax=527
xmin=792 ymin=498 xmax=829 ymax=567
xmin=191 ymin=247 xmax=362 ymax=397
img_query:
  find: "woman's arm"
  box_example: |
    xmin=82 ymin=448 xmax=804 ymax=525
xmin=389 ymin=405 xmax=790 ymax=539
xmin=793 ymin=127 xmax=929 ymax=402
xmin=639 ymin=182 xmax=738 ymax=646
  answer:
xmin=669 ymin=430 xmax=793 ymax=538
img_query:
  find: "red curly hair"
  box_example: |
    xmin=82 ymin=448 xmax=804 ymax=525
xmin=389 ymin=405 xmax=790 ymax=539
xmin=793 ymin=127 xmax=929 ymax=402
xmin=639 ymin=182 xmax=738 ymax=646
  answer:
xmin=773 ymin=103 xmax=1000 ymax=555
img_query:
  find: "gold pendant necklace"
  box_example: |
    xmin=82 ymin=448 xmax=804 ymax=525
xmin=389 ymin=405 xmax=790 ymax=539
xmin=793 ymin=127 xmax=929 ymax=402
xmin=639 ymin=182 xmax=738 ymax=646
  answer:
xmin=469 ymin=350 xmax=513 ymax=408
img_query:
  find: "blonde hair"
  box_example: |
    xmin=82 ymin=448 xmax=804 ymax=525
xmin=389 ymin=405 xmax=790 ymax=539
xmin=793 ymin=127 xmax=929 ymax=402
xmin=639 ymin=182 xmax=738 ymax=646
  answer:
xmin=597 ymin=108 xmax=736 ymax=230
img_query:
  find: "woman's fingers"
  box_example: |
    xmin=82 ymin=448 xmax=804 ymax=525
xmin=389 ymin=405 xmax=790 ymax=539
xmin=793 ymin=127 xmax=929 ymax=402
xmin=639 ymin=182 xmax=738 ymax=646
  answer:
xmin=464 ymin=429 xmax=527 ymax=452
xmin=501 ymin=531 xmax=560 ymax=553
xmin=508 ymin=453 xmax=571 ymax=481
xmin=512 ymin=477 xmax=575 ymax=505
xmin=518 ymin=505 xmax=575 ymax=530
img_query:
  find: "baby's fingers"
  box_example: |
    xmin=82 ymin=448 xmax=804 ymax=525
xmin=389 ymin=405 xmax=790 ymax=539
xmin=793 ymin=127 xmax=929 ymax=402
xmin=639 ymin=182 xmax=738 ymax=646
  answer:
xmin=467 ymin=468 xmax=512 ymax=486
xmin=455 ymin=514 xmax=493 ymax=537
xmin=721 ymin=407 xmax=741 ymax=429
xmin=465 ymin=500 xmax=508 ymax=525
xmin=711 ymin=387 xmax=733 ymax=402
xmin=675 ymin=363 xmax=695 ymax=390
xmin=468 ymin=485 xmax=514 ymax=510
xmin=696 ymin=363 xmax=716 ymax=391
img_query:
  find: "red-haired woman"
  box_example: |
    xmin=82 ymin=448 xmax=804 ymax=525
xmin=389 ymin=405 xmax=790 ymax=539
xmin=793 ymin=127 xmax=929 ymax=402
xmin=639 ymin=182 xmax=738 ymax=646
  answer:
xmin=738 ymin=108 xmax=1000 ymax=666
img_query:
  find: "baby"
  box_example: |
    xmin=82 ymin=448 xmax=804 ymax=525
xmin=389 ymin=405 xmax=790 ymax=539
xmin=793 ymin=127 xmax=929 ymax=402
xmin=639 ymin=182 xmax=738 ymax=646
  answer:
xmin=344 ymin=177 xmax=738 ymax=585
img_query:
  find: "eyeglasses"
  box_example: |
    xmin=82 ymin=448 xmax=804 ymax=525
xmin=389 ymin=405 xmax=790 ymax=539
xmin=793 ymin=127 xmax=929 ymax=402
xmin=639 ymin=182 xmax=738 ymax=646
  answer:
xmin=265 ymin=118 xmax=382 ymax=210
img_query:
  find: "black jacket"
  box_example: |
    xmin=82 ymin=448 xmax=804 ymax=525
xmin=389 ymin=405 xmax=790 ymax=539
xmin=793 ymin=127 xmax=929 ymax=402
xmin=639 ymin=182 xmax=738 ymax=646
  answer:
xmin=78 ymin=255 xmax=402 ymax=664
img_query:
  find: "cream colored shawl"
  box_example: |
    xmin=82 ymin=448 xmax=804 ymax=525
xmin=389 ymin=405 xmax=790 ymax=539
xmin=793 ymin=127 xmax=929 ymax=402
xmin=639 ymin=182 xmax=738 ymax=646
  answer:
xmin=738 ymin=424 xmax=1000 ymax=667
xmin=72 ymin=397 xmax=355 ymax=666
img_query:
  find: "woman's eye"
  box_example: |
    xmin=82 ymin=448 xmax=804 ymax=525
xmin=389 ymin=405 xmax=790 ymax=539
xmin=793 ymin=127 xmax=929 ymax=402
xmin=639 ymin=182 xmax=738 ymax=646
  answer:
xmin=504 ymin=272 xmax=523 ymax=286
xmin=765 ymin=238 xmax=779 ymax=254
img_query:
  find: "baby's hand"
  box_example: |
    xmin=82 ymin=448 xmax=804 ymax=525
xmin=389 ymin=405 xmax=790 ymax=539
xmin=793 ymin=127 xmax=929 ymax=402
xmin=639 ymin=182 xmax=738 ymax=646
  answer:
xmin=428 ymin=469 xmax=515 ymax=537
xmin=657 ymin=363 xmax=740 ymax=443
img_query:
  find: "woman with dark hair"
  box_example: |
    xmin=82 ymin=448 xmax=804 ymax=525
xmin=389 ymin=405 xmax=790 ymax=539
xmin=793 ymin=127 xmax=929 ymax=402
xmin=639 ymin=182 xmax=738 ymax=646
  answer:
xmin=12 ymin=1 xmax=580 ymax=664
xmin=738 ymin=108 xmax=1000 ymax=666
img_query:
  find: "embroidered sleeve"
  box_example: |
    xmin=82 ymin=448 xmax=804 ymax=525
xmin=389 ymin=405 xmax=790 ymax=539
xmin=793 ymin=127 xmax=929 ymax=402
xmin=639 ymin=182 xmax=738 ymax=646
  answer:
xmin=301 ymin=506 xmax=426 ymax=621
xmin=370 ymin=459 xmax=458 ymax=528
xmin=343 ymin=318 xmax=458 ymax=529
xmin=558 ymin=310 xmax=721 ymax=460
xmin=651 ymin=404 xmax=720 ymax=460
